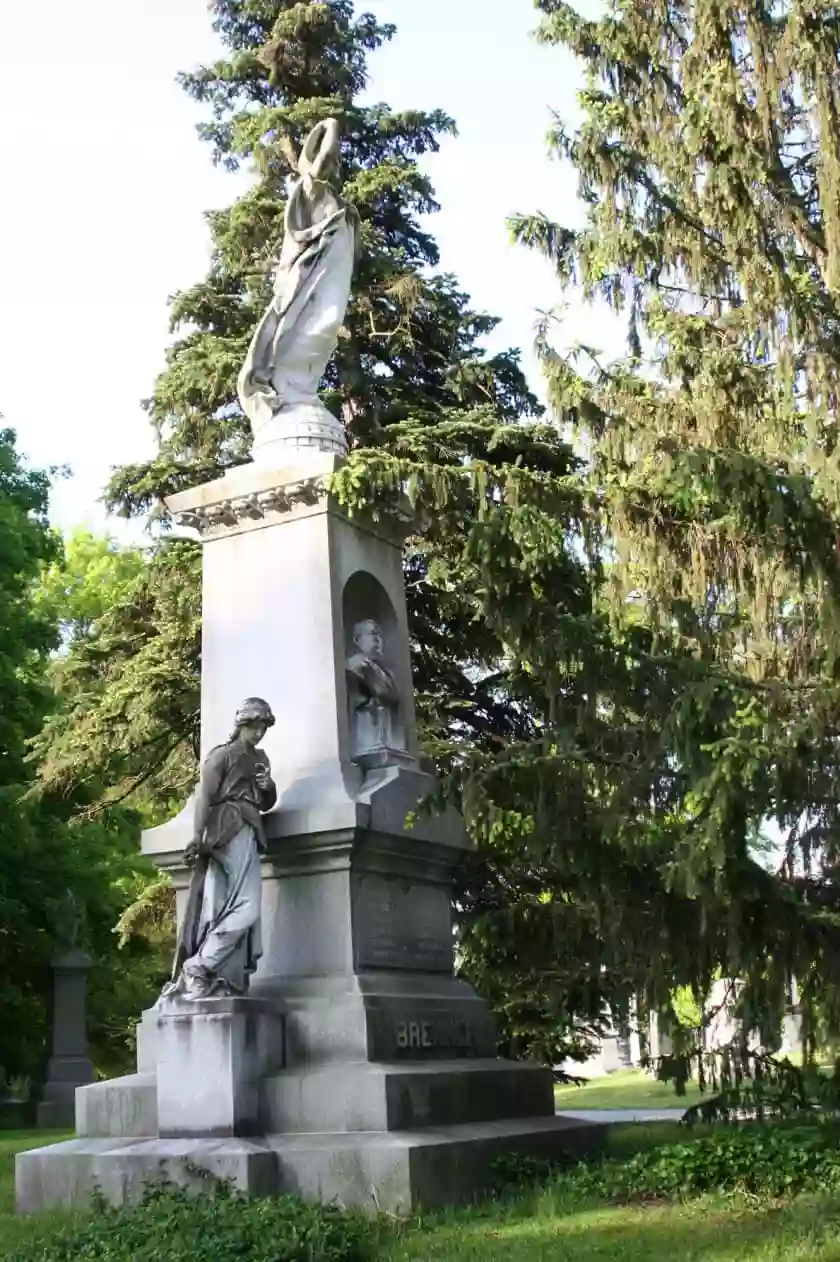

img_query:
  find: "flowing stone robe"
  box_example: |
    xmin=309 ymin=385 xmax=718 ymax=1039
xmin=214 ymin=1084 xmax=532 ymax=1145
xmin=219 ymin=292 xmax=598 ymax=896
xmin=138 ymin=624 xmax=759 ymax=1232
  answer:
xmin=237 ymin=119 xmax=359 ymax=455
xmin=170 ymin=738 xmax=277 ymax=996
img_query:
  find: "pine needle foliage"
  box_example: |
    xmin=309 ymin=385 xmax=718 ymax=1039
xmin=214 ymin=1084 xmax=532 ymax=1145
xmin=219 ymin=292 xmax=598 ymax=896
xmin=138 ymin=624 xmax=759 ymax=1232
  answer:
xmin=509 ymin=0 xmax=840 ymax=1060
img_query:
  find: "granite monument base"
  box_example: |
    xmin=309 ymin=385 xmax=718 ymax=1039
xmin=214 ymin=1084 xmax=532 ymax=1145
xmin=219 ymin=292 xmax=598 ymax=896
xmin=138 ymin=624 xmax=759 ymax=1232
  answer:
xmin=17 ymin=958 xmax=604 ymax=1210
xmin=16 ymin=816 xmax=606 ymax=1214
xmin=16 ymin=1136 xmax=278 ymax=1213
xmin=16 ymin=1115 xmax=606 ymax=1216
xmin=70 ymin=1056 xmax=554 ymax=1141
xmin=18 ymin=811 xmax=596 ymax=1214
xmin=36 ymin=1057 xmax=95 ymax=1131
xmin=156 ymin=997 xmax=286 ymax=1138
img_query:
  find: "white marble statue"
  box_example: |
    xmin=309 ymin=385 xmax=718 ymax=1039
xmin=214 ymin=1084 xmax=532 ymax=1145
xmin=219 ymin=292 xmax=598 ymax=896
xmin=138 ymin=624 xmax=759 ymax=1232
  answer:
xmin=346 ymin=620 xmax=403 ymax=758
xmin=237 ymin=118 xmax=359 ymax=463
xmin=163 ymin=698 xmax=277 ymax=1002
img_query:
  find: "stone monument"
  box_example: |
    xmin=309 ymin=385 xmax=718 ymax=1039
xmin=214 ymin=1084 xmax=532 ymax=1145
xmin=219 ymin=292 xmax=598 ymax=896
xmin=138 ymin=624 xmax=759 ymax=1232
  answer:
xmin=16 ymin=118 xmax=598 ymax=1217
xmin=36 ymin=947 xmax=94 ymax=1130
xmin=346 ymin=619 xmax=406 ymax=765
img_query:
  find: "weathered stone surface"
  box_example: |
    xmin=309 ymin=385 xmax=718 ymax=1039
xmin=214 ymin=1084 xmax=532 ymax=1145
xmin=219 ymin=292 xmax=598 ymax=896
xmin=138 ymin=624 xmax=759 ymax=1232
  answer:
xmin=268 ymin=1117 xmax=607 ymax=1213
xmin=352 ymin=873 xmax=452 ymax=973
xmin=73 ymin=1058 xmax=553 ymax=1143
xmin=262 ymin=1059 xmax=554 ymax=1133
xmin=16 ymin=1118 xmax=604 ymax=1216
xmin=149 ymin=460 xmax=420 ymax=840
xmin=135 ymin=1008 xmax=158 ymax=1073
xmin=263 ymin=973 xmax=497 ymax=1066
xmin=16 ymin=1137 xmax=277 ymax=1214
xmin=255 ymin=827 xmax=472 ymax=993
xmin=156 ymin=998 xmax=285 ymax=1138
xmin=76 ymin=1074 xmax=157 ymax=1139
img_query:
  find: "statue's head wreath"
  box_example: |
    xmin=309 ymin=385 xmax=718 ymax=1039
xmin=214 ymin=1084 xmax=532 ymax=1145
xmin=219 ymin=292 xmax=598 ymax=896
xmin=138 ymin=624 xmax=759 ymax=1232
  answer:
xmin=232 ymin=697 xmax=276 ymax=732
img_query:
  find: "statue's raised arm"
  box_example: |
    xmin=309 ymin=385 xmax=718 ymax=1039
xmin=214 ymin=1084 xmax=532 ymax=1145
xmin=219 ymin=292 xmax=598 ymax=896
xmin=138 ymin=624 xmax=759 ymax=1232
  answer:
xmin=237 ymin=118 xmax=359 ymax=464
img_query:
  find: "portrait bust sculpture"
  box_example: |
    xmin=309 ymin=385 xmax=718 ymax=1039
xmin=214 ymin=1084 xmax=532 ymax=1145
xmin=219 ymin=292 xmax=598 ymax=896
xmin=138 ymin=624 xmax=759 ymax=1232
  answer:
xmin=345 ymin=619 xmax=403 ymax=760
xmin=163 ymin=697 xmax=277 ymax=1002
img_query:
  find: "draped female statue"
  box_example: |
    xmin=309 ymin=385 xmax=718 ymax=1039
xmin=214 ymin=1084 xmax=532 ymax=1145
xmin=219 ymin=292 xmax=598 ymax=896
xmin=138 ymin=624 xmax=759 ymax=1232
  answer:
xmin=237 ymin=118 xmax=359 ymax=462
xmin=163 ymin=698 xmax=277 ymax=1001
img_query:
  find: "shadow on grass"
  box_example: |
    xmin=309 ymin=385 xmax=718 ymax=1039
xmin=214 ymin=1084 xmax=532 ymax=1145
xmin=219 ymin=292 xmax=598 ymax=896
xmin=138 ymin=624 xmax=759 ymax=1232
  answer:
xmin=387 ymin=1194 xmax=840 ymax=1261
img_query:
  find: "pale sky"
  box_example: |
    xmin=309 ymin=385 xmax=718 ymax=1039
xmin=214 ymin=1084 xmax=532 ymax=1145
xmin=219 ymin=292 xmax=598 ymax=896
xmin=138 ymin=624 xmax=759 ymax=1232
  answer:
xmin=0 ymin=0 xmax=617 ymax=536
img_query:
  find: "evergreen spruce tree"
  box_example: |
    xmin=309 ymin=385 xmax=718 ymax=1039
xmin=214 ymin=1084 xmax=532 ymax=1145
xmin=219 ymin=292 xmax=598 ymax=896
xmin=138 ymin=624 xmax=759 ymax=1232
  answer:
xmin=511 ymin=0 xmax=840 ymax=1058
xmin=37 ymin=1 xmax=546 ymax=809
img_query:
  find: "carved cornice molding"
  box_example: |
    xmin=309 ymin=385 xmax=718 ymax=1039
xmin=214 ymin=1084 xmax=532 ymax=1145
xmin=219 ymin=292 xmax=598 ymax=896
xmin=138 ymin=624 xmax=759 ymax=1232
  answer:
xmin=173 ymin=476 xmax=326 ymax=536
xmin=166 ymin=456 xmax=416 ymax=542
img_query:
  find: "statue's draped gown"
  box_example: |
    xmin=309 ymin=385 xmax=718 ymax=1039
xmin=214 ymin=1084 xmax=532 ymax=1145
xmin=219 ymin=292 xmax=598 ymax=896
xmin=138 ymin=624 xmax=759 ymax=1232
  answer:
xmin=173 ymin=739 xmax=276 ymax=994
xmin=237 ymin=174 xmax=357 ymax=434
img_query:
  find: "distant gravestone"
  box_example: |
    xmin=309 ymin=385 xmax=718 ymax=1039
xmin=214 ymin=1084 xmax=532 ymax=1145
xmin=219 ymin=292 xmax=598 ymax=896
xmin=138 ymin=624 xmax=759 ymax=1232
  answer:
xmin=37 ymin=948 xmax=94 ymax=1129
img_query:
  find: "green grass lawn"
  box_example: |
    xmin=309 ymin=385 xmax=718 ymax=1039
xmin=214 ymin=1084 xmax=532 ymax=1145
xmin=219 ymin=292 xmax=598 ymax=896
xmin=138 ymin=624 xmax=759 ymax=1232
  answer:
xmin=383 ymin=1193 xmax=840 ymax=1261
xmin=554 ymin=1068 xmax=706 ymax=1111
xmin=0 ymin=1132 xmax=71 ymax=1213
xmin=5 ymin=1125 xmax=840 ymax=1262
xmin=0 ymin=1130 xmax=81 ymax=1255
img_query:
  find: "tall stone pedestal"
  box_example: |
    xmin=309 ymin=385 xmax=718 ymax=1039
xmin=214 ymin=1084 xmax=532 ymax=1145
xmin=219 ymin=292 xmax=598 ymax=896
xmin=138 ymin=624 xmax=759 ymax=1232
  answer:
xmin=37 ymin=949 xmax=94 ymax=1129
xmin=17 ymin=458 xmax=602 ymax=1215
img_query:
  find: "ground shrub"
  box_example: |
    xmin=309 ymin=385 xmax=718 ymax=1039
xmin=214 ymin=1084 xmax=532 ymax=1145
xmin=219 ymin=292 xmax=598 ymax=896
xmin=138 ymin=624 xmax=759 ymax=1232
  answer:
xmin=562 ymin=1124 xmax=840 ymax=1203
xmin=5 ymin=1183 xmax=379 ymax=1262
xmin=490 ymin=1150 xmax=573 ymax=1193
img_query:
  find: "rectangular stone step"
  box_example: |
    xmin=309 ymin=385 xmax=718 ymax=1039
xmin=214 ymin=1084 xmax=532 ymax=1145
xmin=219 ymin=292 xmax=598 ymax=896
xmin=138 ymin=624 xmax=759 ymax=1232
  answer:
xmin=16 ymin=1116 xmax=608 ymax=1215
xmin=261 ymin=1059 xmax=555 ymax=1132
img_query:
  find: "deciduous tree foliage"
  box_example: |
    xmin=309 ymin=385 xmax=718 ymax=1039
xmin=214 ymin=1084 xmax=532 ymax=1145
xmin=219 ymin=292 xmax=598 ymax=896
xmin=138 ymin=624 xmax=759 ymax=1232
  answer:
xmin=0 ymin=438 xmax=161 ymax=1084
xmin=0 ymin=427 xmax=56 ymax=784
xmin=0 ymin=425 xmax=63 ymax=1081
xmin=508 ymin=0 xmax=840 ymax=1060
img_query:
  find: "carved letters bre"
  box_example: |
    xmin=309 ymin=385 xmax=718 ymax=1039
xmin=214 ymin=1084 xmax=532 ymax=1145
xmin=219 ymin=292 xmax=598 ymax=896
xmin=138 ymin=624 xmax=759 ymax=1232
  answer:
xmin=394 ymin=1018 xmax=477 ymax=1053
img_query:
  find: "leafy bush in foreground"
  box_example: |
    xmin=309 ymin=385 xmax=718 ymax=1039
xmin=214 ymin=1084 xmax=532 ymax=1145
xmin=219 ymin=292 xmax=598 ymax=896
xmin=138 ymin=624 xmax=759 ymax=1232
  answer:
xmin=6 ymin=1184 xmax=378 ymax=1262
xmin=564 ymin=1126 xmax=840 ymax=1203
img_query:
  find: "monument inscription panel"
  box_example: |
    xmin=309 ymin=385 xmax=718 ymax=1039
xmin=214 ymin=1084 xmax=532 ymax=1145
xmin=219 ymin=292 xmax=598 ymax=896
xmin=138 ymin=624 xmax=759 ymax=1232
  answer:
xmin=365 ymin=1001 xmax=496 ymax=1060
xmin=353 ymin=875 xmax=452 ymax=973
xmin=394 ymin=1017 xmax=477 ymax=1053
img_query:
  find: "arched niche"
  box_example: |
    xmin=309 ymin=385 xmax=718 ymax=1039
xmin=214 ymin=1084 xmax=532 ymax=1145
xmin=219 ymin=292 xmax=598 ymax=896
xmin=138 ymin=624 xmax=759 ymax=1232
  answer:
xmin=342 ymin=571 xmax=407 ymax=763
